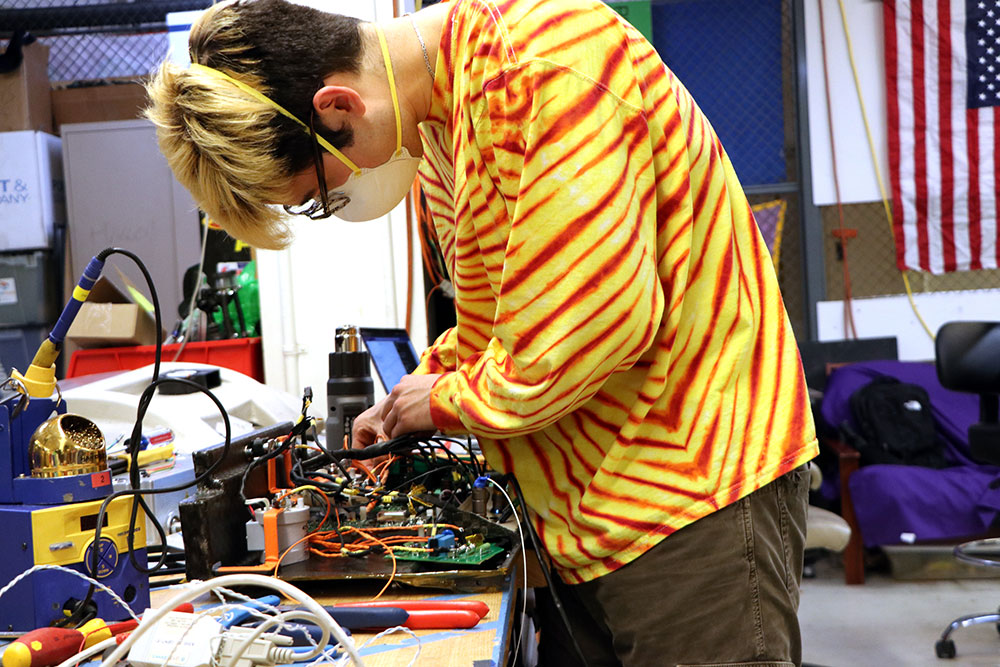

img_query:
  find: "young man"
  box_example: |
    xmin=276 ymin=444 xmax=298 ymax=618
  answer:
xmin=147 ymin=0 xmax=818 ymax=663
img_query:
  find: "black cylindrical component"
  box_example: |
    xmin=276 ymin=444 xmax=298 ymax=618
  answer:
xmin=329 ymin=349 xmax=371 ymax=381
xmin=326 ymin=326 xmax=374 ymax=454
xmin=471 ymin=486 xmax=489 ymax=517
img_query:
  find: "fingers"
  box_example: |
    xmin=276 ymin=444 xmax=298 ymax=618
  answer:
xmin=351 ymin=400 xmax=389 ymax=449
xmin=375 ymin=374 xmax=439 ymax=439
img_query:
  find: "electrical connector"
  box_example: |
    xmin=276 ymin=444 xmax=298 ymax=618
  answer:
xmin=126 ymin=611 xmax=222 ymax=667
xmin=217 ymin=627 xmax=296 ymax=667
xmin=126 ymin=611 xmax=302 ymax=667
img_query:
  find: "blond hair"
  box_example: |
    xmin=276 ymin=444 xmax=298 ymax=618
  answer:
xmin=144 ymin=0 xmax=363 ymax=249
xmin=144 ymin=7 xmax=289 ymax=247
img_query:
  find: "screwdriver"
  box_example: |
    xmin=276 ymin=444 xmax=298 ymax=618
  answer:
xmin=1 ymin=604 xmax=195 ymax=667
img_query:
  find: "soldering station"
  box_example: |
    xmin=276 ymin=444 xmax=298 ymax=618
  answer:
xmin=0 ymin=246 xmax=527 ymax=667
xmin=0 ymin=251 xmax=150 ymax=631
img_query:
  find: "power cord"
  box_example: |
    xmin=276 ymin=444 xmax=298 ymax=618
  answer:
xmin=506 ymin=474 xmax=589 ymax=667
xmin=482 ymin=476 xmax=529 ymax=667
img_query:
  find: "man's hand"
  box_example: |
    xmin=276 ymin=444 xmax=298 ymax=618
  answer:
xmin=351 ymin=399 xmax=389 ymax=450
xmin=380 ymin=373 xmax=440 ymax=439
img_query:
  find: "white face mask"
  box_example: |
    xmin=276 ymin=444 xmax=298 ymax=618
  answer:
xmin=325 ymin=147 xmax=421 ymax=222
xmin=189 ymin=24 xmax=420 ymax=223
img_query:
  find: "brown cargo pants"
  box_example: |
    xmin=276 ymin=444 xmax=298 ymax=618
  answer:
xmin=536 ymin=465 xmax=811 ymax=667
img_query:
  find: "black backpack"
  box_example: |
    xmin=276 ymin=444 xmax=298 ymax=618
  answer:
xmin=842 ymin=376 xmax=949 ymax=468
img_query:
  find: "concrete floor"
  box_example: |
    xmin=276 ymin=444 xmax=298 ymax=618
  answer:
xmin=800 ymin=555 xmax=1000 ymax=666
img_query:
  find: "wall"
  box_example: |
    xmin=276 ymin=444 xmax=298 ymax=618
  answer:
xmin=805 ymin=0 xmax=889 ymax=206
xmin=818 ymin=288 xmax=1000 ymax=361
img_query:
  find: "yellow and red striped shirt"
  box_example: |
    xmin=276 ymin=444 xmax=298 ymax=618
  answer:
xmin=415 ymin=0 xmax=818 ymax=584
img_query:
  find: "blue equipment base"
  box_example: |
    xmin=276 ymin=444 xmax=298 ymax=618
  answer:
xmin=0 ymin=502 xmax=150 ymax=632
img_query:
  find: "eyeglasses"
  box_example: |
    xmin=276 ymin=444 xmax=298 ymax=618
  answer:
xmin=282 ymin=111 xmax=349 ymax=220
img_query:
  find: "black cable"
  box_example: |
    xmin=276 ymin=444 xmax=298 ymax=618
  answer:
xmin=416 ymin=437 xmax=478 ymax=482
xmin=72 ymin=375 xmax=233 ymax=622
xmin=302 ymin=419 xmax=354 ymax=479
xmin=291 ymin=456 xmax=349 ymax=493
xmin=62 ymin=247 xmax=166 ymax=626
xmin=238 ymin=416 xmax=312 ymax=502
xmin=383 ymin=464 xmax=462 ymax=494
xmin=96 ymin=247 xmax=163 ymax=387
xmin=296 ymin=436 xmax=352 ymax=479
xmin=507 ymin=475 xmax=589 ymax=667
xmin=467 ymin=435 xmax=483 ymax=477
xmin=436 ymin=436 xmax=483 ymax=477
xmin=326 ymin=432 xmax=424 ymax=460
xmin=96 ymin=248 xmax=168 ymax=574
xmin=65 ymin=247 xmax=244 ymax=624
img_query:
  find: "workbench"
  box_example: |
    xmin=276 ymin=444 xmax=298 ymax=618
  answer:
xmin=149 ymin=575 xmax=519 ymax=667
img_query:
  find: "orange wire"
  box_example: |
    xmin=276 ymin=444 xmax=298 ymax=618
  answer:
xmin=342 ymin=432 xmax=379 ymax=483
xmin=273 ymin=531 xmax=315 ymax=575
xmin=424 ymin=283 xmax=442 ymax=315
xmin=302 ymin=526 xmax=399 ymax=599
xmin=269 ymin=486 xmax=333 ymax=575
xmin=370 ymin=455 xmax=397 ymax=481
xmin=351 ymin=460 xmax=378 ymax=483
xmin=342 ymin=527 xmax=398 ymax=599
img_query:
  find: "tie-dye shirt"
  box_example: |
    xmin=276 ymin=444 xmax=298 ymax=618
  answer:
xmin=414 ymin=0 xmax=818 ymax=584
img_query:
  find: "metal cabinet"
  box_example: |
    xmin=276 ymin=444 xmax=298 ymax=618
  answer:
xmin=62 ymin=119 xmax=200 ymax=332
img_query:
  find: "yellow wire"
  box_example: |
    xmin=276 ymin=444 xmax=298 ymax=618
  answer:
xmin=835 ymin=0 xmax=935 ymax=341
xmin=273 ymin=484 xmax=326 ymax=505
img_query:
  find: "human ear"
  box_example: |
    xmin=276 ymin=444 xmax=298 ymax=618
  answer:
xmin=313 ymin=85 xmax=366 ymax=118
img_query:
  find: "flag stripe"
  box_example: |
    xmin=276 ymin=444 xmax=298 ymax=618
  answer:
xmin=925 ymin=0 xmax=944 ymax=272
xmin=951 ymin=0 xmax=971 ymax=268
xmin=994 ymin=106 xmax=1000 ymax=268
xmin=913 ymin=0 xmax=932 ymax=271
xmin=938 ymin=0 xmax=956 ymax=271
xmin=885 ymin=0 xmax=909 ymax=270
xmin=967 ymin=107 xmax=982 ymax=268
xmin=900 ymin=1 xmax=921 ymax=270
xmin=980 ymin=109 xmax=996 ymax=264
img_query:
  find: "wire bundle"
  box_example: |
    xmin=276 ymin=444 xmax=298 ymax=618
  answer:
xmin=236 ymin=423 xmax=491 ymax=598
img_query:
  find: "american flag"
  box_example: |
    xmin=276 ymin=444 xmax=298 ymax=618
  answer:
xmin=885 ymin=0 xmax=1000 ymax=273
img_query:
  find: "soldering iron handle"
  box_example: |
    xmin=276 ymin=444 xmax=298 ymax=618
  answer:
xmin=48 ymin=255 xmax=104 ymax=345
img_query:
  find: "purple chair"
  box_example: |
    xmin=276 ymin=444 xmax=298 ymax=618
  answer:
xmin=819 ymin=356 xmax=1000 ymax=585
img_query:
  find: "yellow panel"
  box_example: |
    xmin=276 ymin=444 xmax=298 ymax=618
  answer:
xmin=30 ymin=496 xmax=145 ymax=566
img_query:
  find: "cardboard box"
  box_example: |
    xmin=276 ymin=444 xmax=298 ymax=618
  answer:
xmin=0 ymin=131 xmax=65 ymax=251
xmin=0 ymin=42 xmax=52 ymax=134
xmin=66 ymin=277 xmax=159 ymax=348
xmin=52 ymin=82 xmax=149 ymax=131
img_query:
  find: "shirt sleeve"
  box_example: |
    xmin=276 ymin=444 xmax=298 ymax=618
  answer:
xmin=429 ymin=60 xmax=665 ymax=438
xmin=413 ymin=326 xmax=459 ymax=375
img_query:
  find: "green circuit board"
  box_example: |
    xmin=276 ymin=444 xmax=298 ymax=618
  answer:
xmin=390 ymin=542 xmax=506 ymax=565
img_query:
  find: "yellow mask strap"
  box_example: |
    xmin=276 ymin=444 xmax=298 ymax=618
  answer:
xmin=374 ymin=25 xmax=402 ymax=152
xmin=189 ymin=62 xmax=361 ymax=174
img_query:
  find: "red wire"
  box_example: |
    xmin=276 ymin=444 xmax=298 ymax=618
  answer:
xmin=817 ymin=0 xmax=858 ymax=339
